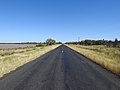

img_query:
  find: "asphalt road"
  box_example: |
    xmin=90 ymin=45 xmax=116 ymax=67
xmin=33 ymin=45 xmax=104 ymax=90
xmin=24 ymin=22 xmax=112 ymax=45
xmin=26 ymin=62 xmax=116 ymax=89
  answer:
xmin=0 ymin=45 xmax=120 ymax=90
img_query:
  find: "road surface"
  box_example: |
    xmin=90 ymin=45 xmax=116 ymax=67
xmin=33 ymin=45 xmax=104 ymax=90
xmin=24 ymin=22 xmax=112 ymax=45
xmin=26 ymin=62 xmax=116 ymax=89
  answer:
xmin=0 ymin=45 xmax=120 ymax=90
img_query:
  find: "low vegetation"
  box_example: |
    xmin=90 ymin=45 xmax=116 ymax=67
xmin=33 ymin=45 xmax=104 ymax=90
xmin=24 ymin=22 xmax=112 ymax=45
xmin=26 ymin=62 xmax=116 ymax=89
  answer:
xmin=0 ymin=44 xmax=60 ymax=77
xmin=66 ymin=38 xmax=120 ymax=47
xmin=67 ymin=44 xmax=120 ymax=74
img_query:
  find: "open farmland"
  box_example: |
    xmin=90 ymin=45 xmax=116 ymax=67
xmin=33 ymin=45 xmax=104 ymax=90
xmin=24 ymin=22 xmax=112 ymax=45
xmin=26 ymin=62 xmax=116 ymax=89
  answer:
xmin=0 ymin=44 xmax=36 ymax=49
xmin=67 ymin=44 xmax=120 ymax=74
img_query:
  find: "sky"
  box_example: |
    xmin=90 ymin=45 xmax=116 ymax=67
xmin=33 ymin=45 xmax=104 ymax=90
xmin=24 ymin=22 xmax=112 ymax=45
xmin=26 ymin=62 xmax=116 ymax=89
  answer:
xmin=0 ymin=0 xmax=120 ymax=43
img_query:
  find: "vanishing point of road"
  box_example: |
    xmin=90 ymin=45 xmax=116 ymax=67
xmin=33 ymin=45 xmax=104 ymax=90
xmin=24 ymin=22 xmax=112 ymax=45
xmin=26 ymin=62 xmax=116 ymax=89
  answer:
xmin=0 ymin=45 xmax=120 ymax=90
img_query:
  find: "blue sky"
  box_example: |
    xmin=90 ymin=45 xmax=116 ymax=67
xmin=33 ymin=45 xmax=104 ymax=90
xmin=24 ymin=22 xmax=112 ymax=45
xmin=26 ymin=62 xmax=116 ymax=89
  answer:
xmin=0 ymin=0 xmax=120 ymax=42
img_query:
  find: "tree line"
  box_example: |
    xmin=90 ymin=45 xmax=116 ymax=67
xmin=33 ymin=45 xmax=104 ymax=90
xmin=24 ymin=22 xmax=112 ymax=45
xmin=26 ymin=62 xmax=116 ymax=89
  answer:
xmin=65 ymin=38 xmax=120 ymax=47
xmin=0 ymin=38 xmax=62 ymax=46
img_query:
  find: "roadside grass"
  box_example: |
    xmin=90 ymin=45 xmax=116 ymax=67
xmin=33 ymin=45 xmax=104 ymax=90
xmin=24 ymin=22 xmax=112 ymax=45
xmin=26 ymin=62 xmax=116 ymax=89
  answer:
xmin=66 ymin=44 xmax=120 ymax=74
xmin=0 ymin=44 xmax=60 ymax=77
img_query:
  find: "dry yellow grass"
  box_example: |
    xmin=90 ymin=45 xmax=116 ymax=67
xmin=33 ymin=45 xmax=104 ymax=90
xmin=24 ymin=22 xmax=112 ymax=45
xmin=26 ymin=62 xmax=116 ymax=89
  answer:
xmin=0 ymin=44 xmax=60 ymax=77
xmin=66 ymin=44 xmax=120 ymax=74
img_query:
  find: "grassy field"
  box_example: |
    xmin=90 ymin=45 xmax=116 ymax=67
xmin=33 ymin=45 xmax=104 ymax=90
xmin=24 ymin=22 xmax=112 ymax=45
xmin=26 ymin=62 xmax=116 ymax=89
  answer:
xmin=67 ymin=44 xmax=120 ymax=74
xmin=0 ymin=44 xmax=60 ymax=77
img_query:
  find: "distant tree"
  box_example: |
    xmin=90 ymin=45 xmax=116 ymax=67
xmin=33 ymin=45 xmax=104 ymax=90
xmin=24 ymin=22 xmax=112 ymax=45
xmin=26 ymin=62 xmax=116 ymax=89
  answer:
xmin=84 ymin=40 xmax=93 ymax=45
xmin=115 ymin=38 xmax=118 ymax=43
xmin=56 ymin=42 xmax=62 ymax=44
xmin=113 ymin=38 xmax=119 ymax=47
xmin=46 ymin=38 xmax=56 ymax=45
